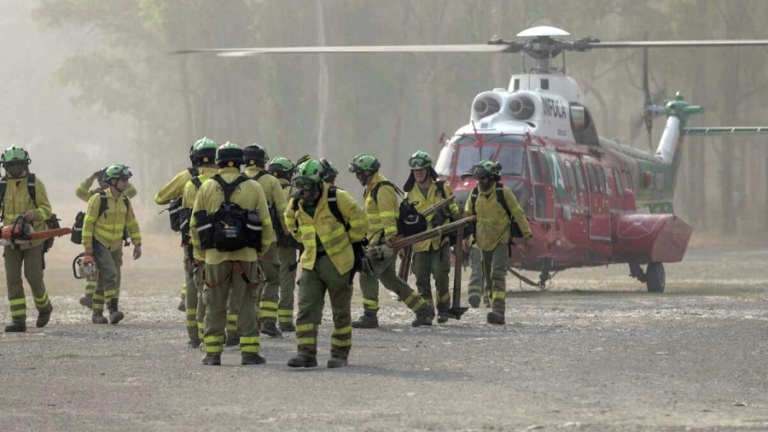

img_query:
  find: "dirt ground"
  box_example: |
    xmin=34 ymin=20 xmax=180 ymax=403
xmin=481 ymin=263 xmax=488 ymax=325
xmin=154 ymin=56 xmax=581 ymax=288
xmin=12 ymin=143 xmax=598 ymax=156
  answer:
xmin=1 ymin=233 xmax=767 ymax=431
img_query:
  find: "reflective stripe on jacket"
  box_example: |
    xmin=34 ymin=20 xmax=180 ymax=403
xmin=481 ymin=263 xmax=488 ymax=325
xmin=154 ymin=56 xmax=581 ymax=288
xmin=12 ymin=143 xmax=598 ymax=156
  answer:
xmin=82 ymin=188 xmax=141 ymax=250
xmin=363 ymin=172 xmax=398 ymax=244
xmin=464 ymin=182 xmax=530 ymax=251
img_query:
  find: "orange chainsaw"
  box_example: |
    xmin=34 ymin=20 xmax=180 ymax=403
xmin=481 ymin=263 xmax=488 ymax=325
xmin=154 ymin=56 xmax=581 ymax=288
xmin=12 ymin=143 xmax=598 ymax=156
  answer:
xmin=1 ymin=216 xmax=72 ymax=246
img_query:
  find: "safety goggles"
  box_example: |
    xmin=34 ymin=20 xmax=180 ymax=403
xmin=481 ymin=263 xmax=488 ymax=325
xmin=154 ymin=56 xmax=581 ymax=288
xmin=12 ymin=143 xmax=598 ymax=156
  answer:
xmin=293 ymin=178 xmax=317 ymax=191
xmin=408 ymin=157 xmax=430 ymax=169
xmin=115 ymin=167 xmax=133 ymax=179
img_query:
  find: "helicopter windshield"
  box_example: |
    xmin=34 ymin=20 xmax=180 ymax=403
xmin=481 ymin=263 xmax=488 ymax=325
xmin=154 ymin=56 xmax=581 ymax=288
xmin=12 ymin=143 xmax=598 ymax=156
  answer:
xmin=436 ymin=134 xmax=526 ymax=178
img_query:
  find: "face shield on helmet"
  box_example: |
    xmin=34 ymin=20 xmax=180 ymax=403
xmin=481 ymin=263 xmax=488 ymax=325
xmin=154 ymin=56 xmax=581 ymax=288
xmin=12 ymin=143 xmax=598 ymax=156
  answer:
xmin=293 ymin=159 xmax=325 ymax=201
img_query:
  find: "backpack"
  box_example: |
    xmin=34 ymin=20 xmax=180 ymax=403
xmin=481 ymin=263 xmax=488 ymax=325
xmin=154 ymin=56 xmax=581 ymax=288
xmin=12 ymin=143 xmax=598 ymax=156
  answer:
xmin=288 ymin=186 xmax=347 ymax=250
xmin=469 ymin=183 xmax=524 ymax=239
xmin=195 ymin=175 xmax=263 ymax=252
xmin=70 ymin=191 xmax=131 ymax=245
xmin=371 ymin=180 xmax=427 ymax=239
xmin=248 ymin=170 xmax=284 ymax=243
xmin=0 ymin=173 xmax=60 ymax=252
xmin=167 ymin=167 xmax=199 ymax=232
xmin=178 ymin=177 xmax=203 ymax=246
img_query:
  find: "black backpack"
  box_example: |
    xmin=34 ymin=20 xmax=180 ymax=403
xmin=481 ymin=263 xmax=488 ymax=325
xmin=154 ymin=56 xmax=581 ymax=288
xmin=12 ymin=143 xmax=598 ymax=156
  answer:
xmin=0 ymin=173 xmax=60 ymax=252
xmin=178 ymin=177 xmax=203 ymax=246
xmin=469 ymin=184 xmax=524 ymax=239
xmin=71 ymin=191 xmax=131 ymax=245
xmin=371 ymin=180 xmax=427 ymax=239
xmin=167 ymin=167 xmax=199 ymax=232
xmin=196 ymin=175 xmax=263 ymax=252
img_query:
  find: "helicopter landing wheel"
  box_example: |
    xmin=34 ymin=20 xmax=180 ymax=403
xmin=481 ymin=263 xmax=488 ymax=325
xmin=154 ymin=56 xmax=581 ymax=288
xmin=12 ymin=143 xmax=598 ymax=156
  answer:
xmin=645 ymin=262 xmax=665 ymax=293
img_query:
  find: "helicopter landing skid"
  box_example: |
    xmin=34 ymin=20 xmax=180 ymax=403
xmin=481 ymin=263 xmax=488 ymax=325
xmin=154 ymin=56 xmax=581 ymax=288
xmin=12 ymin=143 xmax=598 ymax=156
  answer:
xmin=507 ymin=267 xmax=554 ymax=291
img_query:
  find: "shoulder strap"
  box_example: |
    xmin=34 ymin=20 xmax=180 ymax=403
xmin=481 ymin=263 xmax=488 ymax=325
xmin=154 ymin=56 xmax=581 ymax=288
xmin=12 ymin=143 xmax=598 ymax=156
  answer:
xmin=496 ymin=184 xmax=512 ymax=221
xmin=27 ymin=173 xmax=37 ymax=205
xmin=187 ymin=167 xmax=199 ymax=177
xmin=435 ymin=180 xmax=447 ymax=199
xmin=281 ymin=183 xmax=292 ymax=190
xmin=249 ymin=170 xmax=268 ymax=182
xmin=0 ymin=175 xmax=6 ymax=221
xmin=191 ymin=177 xmax=203 ymax=189
xmin=326 ymin=186 xmax=349 ymax=230
xmin=469 ymin=186 xmax=479 ymax=214
xmin=213 ymin=174 xmax=248 ymax=204
xmin=98 ymin=190 xmax=108 ymax=217
xmin=371 ymin=180 xmax=403 ymax=202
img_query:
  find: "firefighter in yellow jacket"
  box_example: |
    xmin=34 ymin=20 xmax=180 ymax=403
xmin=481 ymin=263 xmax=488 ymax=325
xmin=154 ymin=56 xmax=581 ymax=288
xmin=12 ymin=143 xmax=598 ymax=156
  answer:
xmin=180 ymin=138 xmax=219 ymax=348
xmin=155 ymin=141 xmax=203 ymax=312
xmin=1 ymin=145 xmax=54 ymax=332
xmin=463 ymin=160 xmax=532 ymax=325
xmin=348 ymin=153 xmax=433 ymax=329
xmin=268 ymin=156 xmax=301 ymax=332
xmin=190 ymin=142 xmax=274 ymax=366
xmin=243 ymin=144 xmax=287 ymax=338
xmin=284 ymin=159 xmax=368 ymax=368
xmin=403 ymin=151 xmax=460 ymax=324
xmin=75 ymin=167 xmax=137 ymax=309
xmin=82 ymin=164 xmax=142 ymax=325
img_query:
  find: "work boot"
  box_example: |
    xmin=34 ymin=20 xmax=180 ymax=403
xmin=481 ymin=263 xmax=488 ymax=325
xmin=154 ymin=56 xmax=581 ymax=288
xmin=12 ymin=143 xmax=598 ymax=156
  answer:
xmin=411 ymin=306 xmax=434 ymax=327
xmin=327 ymin=356 xmax=348 ymax=369
xmin=486 ymin=311 xmax=505 ymax=325
xmin=177 ymin=296 xmax=186 ymax=312
xmin=287 ymin=356 xmax=318 ymax=368
xmin=108 ymin=299 xmax=124 ymax=325
xmin=351 ymin=312 xmax=378 ymax=329
xmin=187 ymin=339 xmax=202 ymax=349
xmin=225 ymin=331 xmax=240 ymax=347
xmin=468 ymin=296 xmax=480 ymax=308
xmin=260 ymin=321 xmax=283 ymax=338
xmin=36 ymin=304 xmax=53 ymax=328
xmin=241 ymin=354 xmax=266 ymax=365
xmin=79 ymin=295 xmax=93 ymax=309
xmin=279 ymin=322 xmax=296 ymax=333
xmin=4 ymin=318 xmax=26 ymax=333
xmin=201 ymin=355 xmax=221 ymax=366
xmin=91 ymin=313 xmax=108 ymax=325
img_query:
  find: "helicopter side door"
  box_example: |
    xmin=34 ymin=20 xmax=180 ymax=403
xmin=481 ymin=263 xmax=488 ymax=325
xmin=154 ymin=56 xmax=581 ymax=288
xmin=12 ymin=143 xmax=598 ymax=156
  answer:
xmin=581 ymin=158 xmax=611 ymax=241
xmin=527 ymin=148 xmax=555 ymax=221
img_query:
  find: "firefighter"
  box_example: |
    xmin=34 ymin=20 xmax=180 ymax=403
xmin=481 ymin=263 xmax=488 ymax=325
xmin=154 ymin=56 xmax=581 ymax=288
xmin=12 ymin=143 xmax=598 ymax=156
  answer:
xmin=348 ymin=153 xmax=433 ymax=328
xmin=402 ymin=151 xmax=459 ymax=323
xmin=243 ymin=144 xmax=287 ymax=338
xmin=191 ymin=142 xmax=274 ymax=366
xmin=75 ymin=167 xmax=137 ymax=309
xmin=284 ymin=159 xmax=368 ymax=368
xmin=268 ymin=156 xmax=300 ymax=332
xmin=181 ymin=138 xmax=219 ymax=348
xmin=1 ymin=145 xmax=54 ymax=332
xmin=463 ymin=160 xmax=532 ymax=325
xmin=82 ymin=164 xmax=142 ymax=325
xmin=155 ymin=141 xmax=202 ymax=312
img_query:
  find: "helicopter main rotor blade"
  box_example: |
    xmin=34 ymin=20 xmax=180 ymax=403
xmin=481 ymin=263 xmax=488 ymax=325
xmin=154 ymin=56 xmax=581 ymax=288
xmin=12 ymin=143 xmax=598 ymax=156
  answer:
xmin=588 ymin=40 xmax=768 ymax=49
xmin=174 ymin=45 xmax=510 ymax=57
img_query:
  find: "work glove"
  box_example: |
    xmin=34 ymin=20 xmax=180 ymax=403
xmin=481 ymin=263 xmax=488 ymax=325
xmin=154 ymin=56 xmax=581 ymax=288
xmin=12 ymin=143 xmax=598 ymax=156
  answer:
xmin=360 ymin=254 xmax=374 ymax=275
xmin=370 ymin=244 xmax=395 ymax=261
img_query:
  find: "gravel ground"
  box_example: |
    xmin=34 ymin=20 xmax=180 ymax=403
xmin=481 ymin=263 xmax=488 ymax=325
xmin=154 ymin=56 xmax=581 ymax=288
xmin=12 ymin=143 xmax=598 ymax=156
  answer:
xmin=1 ymin=238 xmax=767 ymax=431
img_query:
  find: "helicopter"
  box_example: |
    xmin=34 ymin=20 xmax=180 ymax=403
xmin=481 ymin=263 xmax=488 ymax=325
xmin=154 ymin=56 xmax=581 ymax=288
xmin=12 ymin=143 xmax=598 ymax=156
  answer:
xmin=177 ymin=26 xmax=768 ymax=293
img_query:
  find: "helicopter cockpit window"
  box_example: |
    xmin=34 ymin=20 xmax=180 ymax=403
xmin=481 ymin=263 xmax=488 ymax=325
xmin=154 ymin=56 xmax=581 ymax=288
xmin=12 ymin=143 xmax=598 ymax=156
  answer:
xmin=455 ymin=138 xmax=493 ymax=176
xmin=573 ymin=160 xmax=585 ymax=191
xmin=612 ymin=168 xmax=623 ymax=195
xmin=586 ymin=164 xmax=598 ymax=193
xmin=435 ymin=144 xmax=455 ymax=177
xmin=529 ymin=151 xmax=542 ymax=183
xmin=564 ymin=160 xmax=577 ymax=201
xmin=494 ymin=146 xmax=525 ymax=177
xmin=596 ymin=166 xmax=608 ymax=194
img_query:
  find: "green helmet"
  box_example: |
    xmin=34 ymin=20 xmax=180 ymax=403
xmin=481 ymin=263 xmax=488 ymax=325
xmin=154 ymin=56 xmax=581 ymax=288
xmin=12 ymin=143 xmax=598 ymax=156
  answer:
xmin=408 ymin=150 xmax=432 ymax=170
xmin=0 ymin=145 xmax=30 ymax=165
xmin=268 ymin=156 xmax=294 ymax=174
xmin=348 ymin=153 xmax=380 ymax=173
xmin=243 ymin=144 xmax=269 ymax=166
xmin=104 ymin=164 xmax=132 ymax=181
xmin=215 ymin=142 xmax=244 ymax=167
xmin=470 ymin=159 xmax=501 ymax=179
xmin=194 ymin=137 xmax=218 ymax=164
xmin=293 ymin=159 xmax=325 ymax=190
